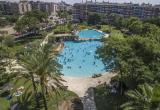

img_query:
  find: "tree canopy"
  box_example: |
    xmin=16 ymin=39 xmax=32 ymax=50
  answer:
xmin=97 ymin=15 xmax=160 ymax=109
xmin=15 ymin=10 xmax=48 ymax=32
xmin=87 ymin=12 xmax=104 ymax=25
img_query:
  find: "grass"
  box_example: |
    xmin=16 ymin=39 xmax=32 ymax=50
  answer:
xmin=9 ymin=37 xmax=43 ymax=55
xmin=0 ymin=97 xmax=10 ymax=110
xmin=5 ymin=29 xmax=52 ymax=56
xmin=94 ymin=84 xmax=127 ymax=110
xmin=76 ymin=24 xmax=94 ymax=30
xmin=53 ymin=24 xmax=71 ymax=34
xmin=100 ymin=25 xmax=120 ymax=33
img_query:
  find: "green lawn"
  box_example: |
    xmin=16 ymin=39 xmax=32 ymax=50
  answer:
xmin=0 ymin=97 xmax=10 ymax=110
xmin=8 ymin=37 xmax=43 ymax=56
xmin=53 ymin=24 xmax=71 ymax=34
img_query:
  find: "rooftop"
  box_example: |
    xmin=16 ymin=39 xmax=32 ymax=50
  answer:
xmin=74 ymin=2 xmax=159 ymax=7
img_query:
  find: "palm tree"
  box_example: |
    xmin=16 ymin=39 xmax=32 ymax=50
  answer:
xmin=18 ymin=43 xmax=64 ymax=110
xmin=16 ymin=88 xmax=35 ymax=110
xmin=18 ymin=49 xmax=41 ymax=109
xmin=0 ymin=38 xmax=9 ymax=86
xmin=0 ymin=36 xmax=14 ymax=87
xmin=34 ymin=44 xmax=64 ymax=110
xmin=121 ymin=83 xmax=160 ymax=110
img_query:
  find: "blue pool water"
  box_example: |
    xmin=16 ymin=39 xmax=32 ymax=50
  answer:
xmin=78 ymin=29 xmax=104 ymax=38
xmin=57 ymin=29 xmax=107 ymax=77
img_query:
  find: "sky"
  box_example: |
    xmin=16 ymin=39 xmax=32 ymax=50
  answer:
xmin=4 ymin=0 xmax=160 ymax=5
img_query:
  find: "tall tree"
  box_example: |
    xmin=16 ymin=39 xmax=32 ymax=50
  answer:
xmin=15 ymin=10 xmax=48 ymax=33
xmin=0 ymin=44 xmax=9 ymax=86
xmin=18 ymin=43 xmax=64 ymax=110
xmin=18 ymin=48 xmax=40 ymax=109
xmin=0 ymin=36 xmax=13 ymax=87
xmin=87 ymin=12 xmax=102 ymax=25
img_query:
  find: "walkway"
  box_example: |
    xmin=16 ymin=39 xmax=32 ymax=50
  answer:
xmin=81 ymin=88 xmax=96 ymax=110
xmin=55 ymin=43 xmax=64 ymax=51
xmin=54 ymin=33 xmax=73 ymax=37
xmin=41 ymin=32 xmax=53 ymax=46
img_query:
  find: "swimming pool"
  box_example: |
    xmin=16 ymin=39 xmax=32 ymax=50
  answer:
xmin=57 ymin=29 xmax=108 ymax=77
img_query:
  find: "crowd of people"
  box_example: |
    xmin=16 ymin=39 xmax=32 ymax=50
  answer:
xmin=58 ymin=41 xmax=105 ymax=73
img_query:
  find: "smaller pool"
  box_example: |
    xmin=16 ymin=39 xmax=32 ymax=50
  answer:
xmin=78 ymin=29 xmax=105 ymax=38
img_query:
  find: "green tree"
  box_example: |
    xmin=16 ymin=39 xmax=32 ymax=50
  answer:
xmin=144 ymin=17 xmax=160 ymax=27
xmin=18 ymin=43 xmax=64 ymax=110
xmin=0 ymin=36 xmax=12 ymax=87
xmin=24 ymin=10 xmax=48 ymax=22
xmin=0 ymin=46 xmax=10 ymax=86
xmin=3 ymin=35 xmax=15 ymax=47
xmin=5 ymin=15 xmax=19 ymax=24
xmin=15 ymin=10 xmax=48 ymax=32
xmin=121 ymin=84 xmax=160 ymax=110
xmin=18 ymin=50 xmax=41 ymax=109
xmin=16 ymin=89 xmax=35 ymax=110
xmin=98 ymin=33 xmax=160 ymax=89
xmin=87 ymin=12 xmax=102 ymax=25
xmin=34 ymin=44 xmax=63 ymax=110
xmin=127 ymin=17 xmax=143 ymax=34
xmin=57 ymin=10 xmax=69 ymax=20
xmin=142 ymin=23 xmax=160 ymax=43
xmin=97 ymin=15 xmax=160 ymax=109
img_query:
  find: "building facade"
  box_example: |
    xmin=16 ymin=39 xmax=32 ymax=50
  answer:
xmin=0 ymin=1 xmax=19 ymax=15
xmin=57 ymin=1 xmax=72 ymax=12
xmin=0 ymin=0 xmax=59 ymax=15
xmin=73 ymin=2 xmax=160 ymax=22
xmin=19 ymin=0 xmax=32 ymax=14
xmin=19 ymin=0 xmax=58 ymax=15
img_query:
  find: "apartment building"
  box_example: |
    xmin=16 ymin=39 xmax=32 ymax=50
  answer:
xmin=0 ymin=1 xmax=19 ymax=15
xmin=19 ymin=0 xmax=32 ymax=14
xmin=0 ymin=0 xmax=59 ymax=15
xmin=19 ymin=0 xmax=58 ymax=15
xmin=73 ymin=2 xmax=160 ymax=22
xmin=58 ymin=1 xmax=72 ymax=12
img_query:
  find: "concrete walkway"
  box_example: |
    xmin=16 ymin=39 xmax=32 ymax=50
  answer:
xmin=81 ymin=88 xmax=96 ymax=110
xmin=41 ymin=32 xmax=53 ymax=46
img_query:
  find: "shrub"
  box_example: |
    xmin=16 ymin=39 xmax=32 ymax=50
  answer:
xmin=3 ymin=35 xmax=15 ymax=47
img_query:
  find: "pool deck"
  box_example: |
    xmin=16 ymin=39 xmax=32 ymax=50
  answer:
xmin=61 ymin=72 xmax=117 ymax=97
